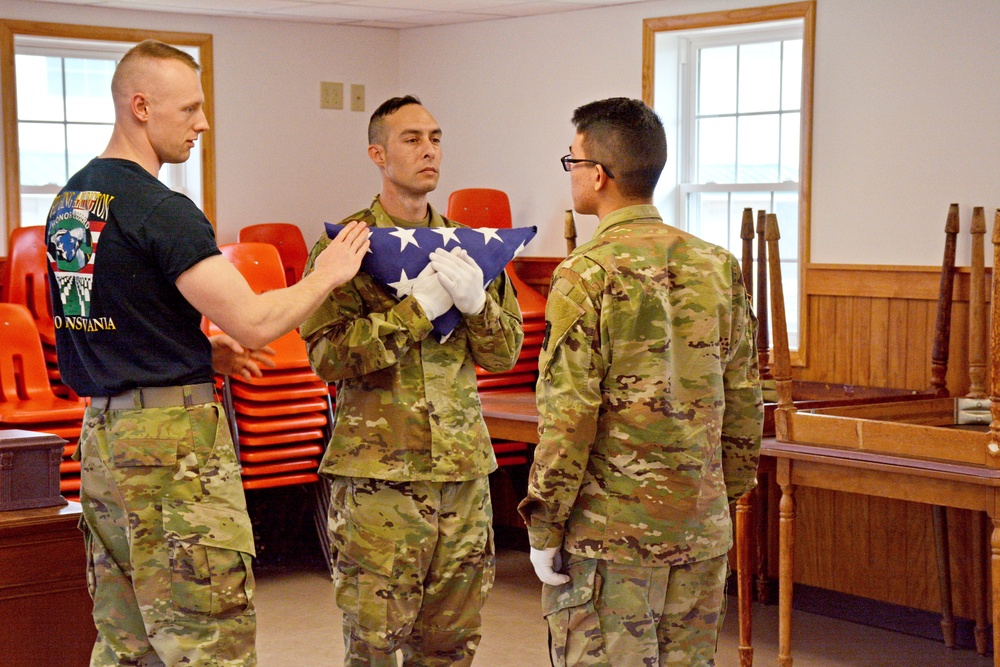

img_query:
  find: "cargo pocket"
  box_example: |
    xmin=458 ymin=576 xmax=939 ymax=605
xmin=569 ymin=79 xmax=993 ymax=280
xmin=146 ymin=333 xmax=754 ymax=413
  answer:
xmin=334 ymin=519 xmax=397 ymax=648
xmin=109 ymin=408 xmax=192 ymax=468
xmin=541 ymin=558 xmax=607 ymax=667
xmin=162 ymin=498 xmax=255 ymax=617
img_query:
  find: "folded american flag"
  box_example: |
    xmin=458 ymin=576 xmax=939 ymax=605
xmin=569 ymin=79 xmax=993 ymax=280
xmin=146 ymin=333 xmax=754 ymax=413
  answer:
xmin=325 ymin=222 xmax=537 ymax=341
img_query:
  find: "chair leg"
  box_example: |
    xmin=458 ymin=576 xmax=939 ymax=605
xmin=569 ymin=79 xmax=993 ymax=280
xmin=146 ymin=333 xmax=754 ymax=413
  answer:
xmin=932 ymin=505 xmax=956 ymax=648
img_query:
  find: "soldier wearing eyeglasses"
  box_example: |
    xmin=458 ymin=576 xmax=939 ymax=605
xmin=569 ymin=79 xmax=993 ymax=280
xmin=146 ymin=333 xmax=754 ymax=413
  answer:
xmin=519 ymin=97 xmax=763 ymax=667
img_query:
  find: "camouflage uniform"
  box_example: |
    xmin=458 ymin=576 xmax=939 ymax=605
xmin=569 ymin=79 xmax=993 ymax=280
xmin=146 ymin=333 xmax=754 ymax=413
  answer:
xmin=300 ymin=196 xmax=523 ymax=665
xmin=518 ymin=204 xmax=762 ymax=666
xmin=77 ymin=397 xmax=257 ymax=667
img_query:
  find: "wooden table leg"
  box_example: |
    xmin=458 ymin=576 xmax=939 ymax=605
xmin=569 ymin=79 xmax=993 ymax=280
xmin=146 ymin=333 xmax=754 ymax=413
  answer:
xmin=972 ymin=510 xmax=989 ymax=655
xmin=991 ymin=511 xmax=1000 ymax=666
xmin=778 ymin=475 xmax=795 ymax=667
xmin=932 ymin=505 xmax=956 ymax=648
xmin=736 ymin=492 xmax=753 ymax=667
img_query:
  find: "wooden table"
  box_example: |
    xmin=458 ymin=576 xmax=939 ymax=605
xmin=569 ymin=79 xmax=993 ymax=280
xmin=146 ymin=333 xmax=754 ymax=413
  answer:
xmin=0 ymin=500 xmax=95 ymax=666
xmin=764 ymin=437 xmax=1000 ymax=666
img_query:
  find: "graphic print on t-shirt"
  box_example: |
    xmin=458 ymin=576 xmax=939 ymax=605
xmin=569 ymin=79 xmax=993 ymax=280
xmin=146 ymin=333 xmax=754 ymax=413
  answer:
xmin=46 ymin=190 xmax=111 ymax=319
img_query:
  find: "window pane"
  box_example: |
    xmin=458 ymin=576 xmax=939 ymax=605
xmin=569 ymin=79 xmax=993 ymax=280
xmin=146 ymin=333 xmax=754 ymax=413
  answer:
xmin=19 ymin=121 xmax=66 ymax=187
xmin=20 ymin=193 xmax=57 ymax=229
xmin=738 ymin=41 xmax=781 ymax=113
xmin=737 ymin=114 xmax=779 ymax=183
xmin=771 ymin=259 xmax=800 ymax=349
xmin=729 ymin=193 xmax=771 ymax=262
xmin=781 ymin=39 xmax=803 ymax=111
xmin=15 ymin=54 xmax=64 ymax=122
xmin=64 ymin=58 xmax=116 ymax=123
xmin=697 ymin=116 xmax=735 ymax=183
xmin=687 ymin=191 xmax=730 ymax=248
xmin=780 ymin=112 xmax=800 ymax=181
xmin=67 ymin=123 xmax=112 ymax=175
xmin=698 ymin=45 xmax=736 ymax=116
xmin=773 ymin=191 xmax=799 ymax=262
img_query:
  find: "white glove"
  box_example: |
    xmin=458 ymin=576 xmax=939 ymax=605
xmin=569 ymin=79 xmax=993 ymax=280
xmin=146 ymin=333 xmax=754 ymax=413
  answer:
xmin=529 ymin=547 xmax=570 ymax=586
xmin=410 ymin=263 xmax=454 ymax=321
xmin=428 ymin=248 xmax=486 ymax=316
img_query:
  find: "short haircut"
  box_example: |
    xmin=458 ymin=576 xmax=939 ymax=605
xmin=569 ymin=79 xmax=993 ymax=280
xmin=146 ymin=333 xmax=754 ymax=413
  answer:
xmin=111 ymin=39 xmax=200 ymax=100
xmin=571 ymin=97 xmax=667 ymax=199
xmin=368 ymin=95 xmax=422 ymax=146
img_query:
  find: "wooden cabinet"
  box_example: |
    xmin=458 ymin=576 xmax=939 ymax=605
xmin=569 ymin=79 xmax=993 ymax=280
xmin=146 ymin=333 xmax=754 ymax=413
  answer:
xmin=0 ymin=502 xmax=95 ymax=667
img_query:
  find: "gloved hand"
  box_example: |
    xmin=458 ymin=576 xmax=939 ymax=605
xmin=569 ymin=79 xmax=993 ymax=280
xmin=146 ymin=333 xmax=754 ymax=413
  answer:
xmin=410 ymin=263 xmax=454 ymax=321
xmin=529 ymin=547 xmax=570 ymax=586
xmin=428 ymin=247 xmax=486 ymax=316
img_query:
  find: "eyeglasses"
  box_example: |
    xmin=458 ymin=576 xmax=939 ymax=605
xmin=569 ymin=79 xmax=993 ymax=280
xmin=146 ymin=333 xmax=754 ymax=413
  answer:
xmin=560 ymin=154 xmax=615 ymax=179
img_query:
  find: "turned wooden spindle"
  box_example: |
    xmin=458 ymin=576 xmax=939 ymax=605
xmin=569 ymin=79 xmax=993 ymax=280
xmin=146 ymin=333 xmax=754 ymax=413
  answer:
xmin=564 ymin=210 xmax=577 ymax=255
xmin=756 ymin=210 xmax=772 ymax=380
xmin=990 ymin=209 xmax=1000 ymax=660
xmin=736 ymin=207 xmax=756 ymax=667
xmin=930 ymin=203 xmax=960 ymax=397
xmin=968 ymin=207 xmax=988 ymax=398
xmin=766 ymin=214 xmax=795 ymax=437
xmin=777 ymin=479 xmax=795 ymax=667
xmin=962 ymin=207 xmax=990 ymax=654
xmin=740 ymin=208 xmax=754 ymax=297
xmin=988 ymin=209 xmax=1000 ymax=470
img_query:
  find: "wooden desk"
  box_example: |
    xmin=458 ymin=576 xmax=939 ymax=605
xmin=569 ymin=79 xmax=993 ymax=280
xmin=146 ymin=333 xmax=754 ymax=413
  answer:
xmin=764 ymin=438 xmax=1000 ymax=666
xmin=0 ymin=501 xmax=96 ymax=666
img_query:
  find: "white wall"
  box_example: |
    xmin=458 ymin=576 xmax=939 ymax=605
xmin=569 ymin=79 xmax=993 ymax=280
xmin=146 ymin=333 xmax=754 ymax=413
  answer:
xmin=3 ymin=0 xmax=999 ymax=264
xmin=0 ymin=0 xmax=399 ymax=246
xmin=402 ymin=0 xmax=1000 ymax=264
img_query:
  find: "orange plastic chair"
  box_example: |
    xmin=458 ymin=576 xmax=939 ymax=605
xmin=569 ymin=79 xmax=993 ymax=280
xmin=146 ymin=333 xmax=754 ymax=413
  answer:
xmin=0 ymin=303 xmax=85 ymax=423
xmin=203 ymin=242 xmax=287 ymax=337
xmin=4 ymin=226 xmax=56 ymax=345
xmin=238 ymin=223 xmax=309 ymax=286
xmin=446 ymin=188 xmax=546 ymax=319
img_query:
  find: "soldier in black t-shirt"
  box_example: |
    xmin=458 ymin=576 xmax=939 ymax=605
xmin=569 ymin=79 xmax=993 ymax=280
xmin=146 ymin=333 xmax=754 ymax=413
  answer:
xmin=46 ymin=40 xmax=369 ymax=667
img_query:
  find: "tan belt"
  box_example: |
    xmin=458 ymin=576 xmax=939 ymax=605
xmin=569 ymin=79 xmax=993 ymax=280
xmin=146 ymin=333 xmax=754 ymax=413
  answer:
xmin=89 ymin=383 xmax=216 ymax=410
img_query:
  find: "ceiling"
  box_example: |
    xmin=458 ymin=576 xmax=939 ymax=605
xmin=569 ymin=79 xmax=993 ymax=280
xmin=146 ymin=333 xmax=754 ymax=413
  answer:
xmin=32 ymin=0 xmax=649 ymax=29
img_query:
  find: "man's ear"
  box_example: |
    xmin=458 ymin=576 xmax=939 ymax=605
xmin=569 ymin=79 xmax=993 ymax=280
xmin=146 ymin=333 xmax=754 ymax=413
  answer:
xmin=593 ymin=164 xmax=610 ymax=192
xmin=131 ymin=93 xmax=150 ymax=122
xmin=368 ymin=144 xmax=385 ymax=167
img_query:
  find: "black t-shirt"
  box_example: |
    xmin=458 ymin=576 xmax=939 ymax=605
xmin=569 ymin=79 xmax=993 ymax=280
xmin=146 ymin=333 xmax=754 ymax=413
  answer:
xmin=45 ymin=158 xmax=220 ymax=397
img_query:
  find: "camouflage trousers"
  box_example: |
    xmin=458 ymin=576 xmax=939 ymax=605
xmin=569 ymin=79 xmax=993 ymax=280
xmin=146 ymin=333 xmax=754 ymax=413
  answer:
xmin=76 ymin=399 xmax=257 ymax=666
xmin=542 ymin=553 xmax=729 ymax=667
xmin=327 ymin=475 xmax=495 ymax=667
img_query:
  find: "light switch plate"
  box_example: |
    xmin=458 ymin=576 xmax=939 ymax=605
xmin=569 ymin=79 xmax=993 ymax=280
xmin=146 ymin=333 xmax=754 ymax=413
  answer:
xmin=351 ymin=84 xmax=365 ymax=112
xmin=321 ymin=81 xmax=343 ymax=110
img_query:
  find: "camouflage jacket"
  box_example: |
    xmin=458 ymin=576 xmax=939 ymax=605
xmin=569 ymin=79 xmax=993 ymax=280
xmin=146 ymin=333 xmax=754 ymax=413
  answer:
xmin=300 ymin=196 xmax=524 ymax=482
xmin=518 ymin=205 xmax=763 ymax=566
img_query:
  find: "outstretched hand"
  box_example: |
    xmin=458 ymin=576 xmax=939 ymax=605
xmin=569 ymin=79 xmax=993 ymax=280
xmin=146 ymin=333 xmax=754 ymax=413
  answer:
xmin=210 ymin=334 xmax=277 ymax=380
xmin=314 ymin=220 xmax=371 ymax=289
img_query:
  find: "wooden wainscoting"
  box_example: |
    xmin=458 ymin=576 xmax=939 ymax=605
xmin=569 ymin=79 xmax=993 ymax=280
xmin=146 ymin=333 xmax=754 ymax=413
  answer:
xmin=514 ymin=259 xmax=988 ymax=618
xmin=792 ymin=264 xmax=985 ymax=619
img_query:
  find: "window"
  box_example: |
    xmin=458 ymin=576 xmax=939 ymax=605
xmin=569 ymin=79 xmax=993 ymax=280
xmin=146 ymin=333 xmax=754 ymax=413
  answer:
xmin=643 ymin=2 xmax=815 ymax=358
xmin=1 ymin=21 xmax=215 ymax=254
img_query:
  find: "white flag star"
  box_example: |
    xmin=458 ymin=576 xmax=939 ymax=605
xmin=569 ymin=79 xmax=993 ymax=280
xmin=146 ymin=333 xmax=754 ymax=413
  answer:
xmin=431 ymin=227 xmax=461 ymax=248
xmin=476 ymin=228 xmax=502 ymax=245
xmin=389 ymin=228 xmax=420 ymax=251
xmin=387 ymin=268 xmax=418 ymax=297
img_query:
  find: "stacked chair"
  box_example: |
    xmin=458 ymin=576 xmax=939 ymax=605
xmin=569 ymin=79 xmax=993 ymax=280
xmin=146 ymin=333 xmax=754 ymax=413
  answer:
xmin=0 ymin=303 xmax=86 ymax=501
xmin=237 ymin=223 xmax=309 ymax=287
xmin=207 ymin=242 xmax=331 ymax=491
xmin=446 ymin=188 xmax=546 ymax=470
xmin=3 ymin=226 xmax=72 ymax=400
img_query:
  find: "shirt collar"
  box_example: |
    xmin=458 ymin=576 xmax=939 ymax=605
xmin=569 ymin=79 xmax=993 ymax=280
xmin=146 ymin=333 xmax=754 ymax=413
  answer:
xmin=593 ymin=204 xmax=662 ymax=238
xmin=370 ymin=195 xmax=446 ymax=228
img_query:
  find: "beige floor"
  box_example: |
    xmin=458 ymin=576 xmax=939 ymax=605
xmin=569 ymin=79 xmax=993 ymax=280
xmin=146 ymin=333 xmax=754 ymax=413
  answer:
xmin=254 ymin=548 xmax=993 ymax=667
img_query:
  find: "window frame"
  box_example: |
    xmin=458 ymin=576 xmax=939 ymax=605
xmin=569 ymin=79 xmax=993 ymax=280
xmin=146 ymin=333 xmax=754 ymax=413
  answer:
xmin=642 ymin=1 xmax=816 ymax=367
xmin=0 ymin=20 xmax=216 ymax=247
